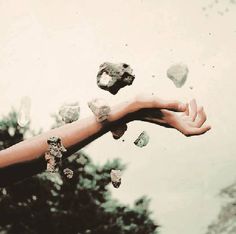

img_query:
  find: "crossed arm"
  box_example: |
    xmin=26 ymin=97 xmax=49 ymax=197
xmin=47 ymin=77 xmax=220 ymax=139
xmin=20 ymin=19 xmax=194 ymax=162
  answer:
xmin=0 ymin=95 xmax=211 ymax=187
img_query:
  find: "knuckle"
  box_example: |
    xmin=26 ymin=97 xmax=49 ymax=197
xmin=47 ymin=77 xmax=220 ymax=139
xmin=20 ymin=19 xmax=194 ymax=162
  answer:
xmin=183 ymin=130 xmax=191 ymax=137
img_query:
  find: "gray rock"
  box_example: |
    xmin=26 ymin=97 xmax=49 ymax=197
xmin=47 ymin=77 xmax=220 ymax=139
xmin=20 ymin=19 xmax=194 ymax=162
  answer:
xmin=97 ymin=62 xmax=135 ymax=94
xmin=59 ymin=102 xmax=80 ymax=123
xmin=45 ymin=152 xmax=57 ymax=173
xmin=88 ymin=98 xmax=111 ymax=122
xmin=167 ymin=63 xmax=189 ymax=88
xmin=134 ymin=131 xmax=149 ymax=148
xmin=47 ymin=136 xmax=67 ymax=158
xmin=45 ymin=136 xmax=67 ymax=173
xmin=110 ymin=169 xmax=122 ymax=188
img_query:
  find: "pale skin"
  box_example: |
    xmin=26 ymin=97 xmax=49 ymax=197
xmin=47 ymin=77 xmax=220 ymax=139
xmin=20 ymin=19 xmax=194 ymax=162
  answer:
xmin=0 ymin=94 xmax=211 ymax=187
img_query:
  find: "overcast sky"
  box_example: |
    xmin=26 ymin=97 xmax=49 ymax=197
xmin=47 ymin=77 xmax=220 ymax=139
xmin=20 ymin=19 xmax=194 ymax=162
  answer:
xmin=0 ymin=1 xmax=236 ymax=234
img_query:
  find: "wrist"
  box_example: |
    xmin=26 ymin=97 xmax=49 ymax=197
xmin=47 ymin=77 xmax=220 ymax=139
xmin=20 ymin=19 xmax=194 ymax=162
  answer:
xmin=106 ymin=98 xmax=137 ymax=124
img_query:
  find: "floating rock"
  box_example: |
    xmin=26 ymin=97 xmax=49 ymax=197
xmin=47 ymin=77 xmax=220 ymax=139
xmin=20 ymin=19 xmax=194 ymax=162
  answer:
xmin=110 ymin=169 xmax=122 ymax=188
xmin=111 ymin=124 xmax=128 ymax=139
xmin=63 ymin=168 xmax=73 ymax=179
xmin=88 ymin=98 xmax=111 ymax=122
xmin=47 ymin=136 xmax=67 ymax=158
xmin=134 ymin=131 xmax=149 ymax=148
xmin=97 ymin=62 xmax=135 ymax=94
xmin=8 ymin=127 xmax=15 ymax=137
xmin=167 ymin=63 xmax=189 ymax=88
xmin=45 ymin=152 xmax=57 ymax=173
xmin=59 ymin=102 xmax=80 ymax=123
xmin=17 ymin=96 xmax=31 ymax=127
xmin=45 ymin=136 xmax=67 ymax=173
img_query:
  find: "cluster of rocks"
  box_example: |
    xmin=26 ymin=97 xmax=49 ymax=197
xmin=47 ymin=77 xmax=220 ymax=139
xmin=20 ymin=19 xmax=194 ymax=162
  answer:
xmin=96 ymin=62 xmax=151 ymax=187
xmin=44 ymin=102 xmax=80 ymax=178
xmin=45 ymin=136 xmax=74 ymax=179
xmin=47 ymin=61 xmax=189 ymax=187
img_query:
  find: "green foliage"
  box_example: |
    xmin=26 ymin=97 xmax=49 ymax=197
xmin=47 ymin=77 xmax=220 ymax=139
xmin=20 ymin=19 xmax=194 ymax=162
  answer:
xmin=0 ymin=110 xmax=159 ymax=234
xmin=0 ymin=108 xmax=28 ymax=150
xmin=206 ymin=182 xmax=236 ymax=234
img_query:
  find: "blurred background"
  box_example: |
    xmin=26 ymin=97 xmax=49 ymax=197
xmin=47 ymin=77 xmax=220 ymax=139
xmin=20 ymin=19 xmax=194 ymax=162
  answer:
xmin=0 ymin=0 xmax=236 ymax=233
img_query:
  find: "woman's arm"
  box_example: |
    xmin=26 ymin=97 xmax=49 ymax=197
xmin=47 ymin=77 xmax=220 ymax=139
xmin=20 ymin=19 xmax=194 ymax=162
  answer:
xmin=0 ymin=100 xmax=133 ymax=169
xmin=0 ymin=95 xmax=210 ymax=187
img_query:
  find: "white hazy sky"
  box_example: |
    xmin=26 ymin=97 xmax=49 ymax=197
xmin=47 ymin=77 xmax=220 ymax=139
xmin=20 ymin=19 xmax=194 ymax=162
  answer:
xmin=0 ymin=1 xmax=236 ymax=234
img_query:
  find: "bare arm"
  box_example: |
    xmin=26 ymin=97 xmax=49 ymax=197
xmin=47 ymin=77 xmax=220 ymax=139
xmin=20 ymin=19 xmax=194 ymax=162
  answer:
xmin=0 ymin=100 xmax=135 ymax=169
xmin=0 ymin=95 xmax=210 ymax=187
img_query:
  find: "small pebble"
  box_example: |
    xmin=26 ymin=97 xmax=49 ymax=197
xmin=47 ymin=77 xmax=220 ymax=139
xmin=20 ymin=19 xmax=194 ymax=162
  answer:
xmin=63 ymin=168 xmax=74 ymax=179
xmin=111 ymin=124 xmax=128 ymax=139
xmin=134 ymin=131 xmax=150 ymax=148
xmin=110 ymin=169 xmax=122 ymax=188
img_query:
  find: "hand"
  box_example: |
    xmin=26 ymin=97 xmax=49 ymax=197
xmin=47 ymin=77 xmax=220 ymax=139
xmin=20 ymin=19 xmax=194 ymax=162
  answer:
xmin=133 ymin=95 xmax=211 ymax=137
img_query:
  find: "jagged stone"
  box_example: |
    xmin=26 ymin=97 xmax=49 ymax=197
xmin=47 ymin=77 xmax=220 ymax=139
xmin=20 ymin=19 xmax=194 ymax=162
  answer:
xmin=45 ymin=136 xmax=67 ymax=173
xmin=110 ymin=169 xmax=122 ymax=188
xmin=111 ymin=124 xmax=128 ymax=139
xmin=88 ymin=98 xmax=111 ymax=122
xmin=59 ymin=102 xmax=80 ymax=123
xmin=167 ymin=63 xmax=189 ymax=88
xmin=134 ymin=131 xmax=149 ymax=148
xmin=97 ymin=62 xmax=135 ymax=94
xmin=63 ymin=168 xmax=73 ymax=179
xmin=45 ymin=154 xmax=57 ymax=173
xmin=47 ymin=136 xmax=67 ymax=158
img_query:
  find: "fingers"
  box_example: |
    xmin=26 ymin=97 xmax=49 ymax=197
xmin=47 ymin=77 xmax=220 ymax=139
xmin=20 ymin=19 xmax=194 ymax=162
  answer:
xmin=184 ymin=103 xmax=189 ymax=116
xmin=185 ymin=125 xmax=211 ymax=136
xmin=161 ymin=100 xmax=211 ymax=137
xmin=189 ymin=99 xmax=197 ymax=121
xmin=194 ymin=107 xmax=207 ymax=127
xmin=143 ymin=106 xmax=211 ymax=137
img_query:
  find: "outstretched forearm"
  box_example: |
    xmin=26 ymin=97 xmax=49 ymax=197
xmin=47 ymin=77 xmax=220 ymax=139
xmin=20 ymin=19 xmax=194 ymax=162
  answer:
xmin=0 ymin=95 xmax=210 ymax=187
xmin=0 ymin=99 xmax=137 ymax=187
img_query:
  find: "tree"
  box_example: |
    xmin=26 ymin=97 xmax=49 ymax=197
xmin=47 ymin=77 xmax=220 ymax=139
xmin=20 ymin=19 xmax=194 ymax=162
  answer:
xmin=0 ymin=110 xmax=159 ymax=234
xmin=206 ymin=182 xmax=236 ymax=234
xmin=0 ymin=108 xmax=28 ymax=151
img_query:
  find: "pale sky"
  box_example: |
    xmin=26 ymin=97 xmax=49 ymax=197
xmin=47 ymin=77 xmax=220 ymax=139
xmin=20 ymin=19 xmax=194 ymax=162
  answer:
xmin=0 ymin=1 xmax=236 ymax=234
